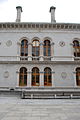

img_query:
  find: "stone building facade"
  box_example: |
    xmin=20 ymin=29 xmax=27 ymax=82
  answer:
xmin=0 ymin=6 xmax=80 ymax=88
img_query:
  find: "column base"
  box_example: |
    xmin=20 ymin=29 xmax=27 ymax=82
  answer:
xmin=39 ymin=56 xmax=44 ymax=61
xmin=28 ymin=56 xmax=32 ymax=61
xmin=51 ymin=57 xmax=54 ymax=61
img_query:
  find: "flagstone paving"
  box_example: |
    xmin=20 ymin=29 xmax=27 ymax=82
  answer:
xmin=0 ymin=97 xmax=80 ymax=120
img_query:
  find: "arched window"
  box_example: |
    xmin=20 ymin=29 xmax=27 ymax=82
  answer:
xmin=44 ymin=40 xmax=51 ymax=56
xmin=73 ymin=40 xmax=80 ymax=57
xmin=32 ymin=67 xmax=39 ymax=86
xmin=76 ymin=68 xmax=80 ymax=86
xmin=21 ymin=40 xmax=28 ymax=57
xmin=44 ymin=67 xmax=52 ymax=86
xmin=32 ymin=40 xmax=40 ymax=57
xmin=19 ymin=67 xmax=27 ymax=86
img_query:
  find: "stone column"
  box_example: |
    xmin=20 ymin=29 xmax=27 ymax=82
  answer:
xmin=28 ymin=43 xmax=32 ymax=61
xmin=40 ymin=70 xmax=44 ymax=87
xmin=27 ymin=70 xmax=32 ymax=87
xmin=39 ymin=42 xmax=44 ymax=61
xmin=51 ymin=42 xmax=54 ymax=61
xmin=52 ymin=70 xmax=55 ymax=87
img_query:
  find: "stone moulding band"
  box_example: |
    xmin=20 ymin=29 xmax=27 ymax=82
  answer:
xmin=0 ymin=23 xmax=80 ymax=30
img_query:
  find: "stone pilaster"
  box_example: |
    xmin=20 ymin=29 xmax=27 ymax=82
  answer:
xmin=51 ymin=42 xmax=54 ymax=61
xmin=39 ymin=42 xmax=44 ymax=61
xmin=17 ymin=42 xmax=21 ymax=61
xmin=16 ymin=71 xmax=19 ymax=87
xmin=28 ymin=43 xmax=32 ymax=61
xmin=40 ymin=70 xmax=44 ymax=87
xmin=70 ymin=43 xmax=74 ymax=60
xmin=27 ymin=70 xmax=32 ymax=87
xmin=73 ymin=71 xmax=77 ymax=87
xmin=52 ymin=70 xmax=55 ymax=87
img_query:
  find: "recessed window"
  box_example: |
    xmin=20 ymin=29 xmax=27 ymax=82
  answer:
xmin=73 ymin=40 xmax=80 ymax=57
xmin=76 ymin=68 xmax=80 ymax=86
xmin=32 ymin=67 xmax=39 ymax=86
xmin=19 ymin=67 xmax=27 ymax=86
xmin=21 ymin=40 xmax=28 ymax=56
xmin=32 ymin=40 xmax=40 ymax=56
xmin=44 ymin=67 xmax=52 ymax=86
xmin=44 ymin=40 xmax=51 ymax=56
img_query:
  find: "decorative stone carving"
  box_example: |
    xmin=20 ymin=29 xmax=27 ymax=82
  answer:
xmin=59 ymin=41 xmax=65 ymax=47
xmin=61 ymin=72 xmax=67 ymax=79
xmin=6 ymin=40 xmax=12 ymax=47
xmin=4 ymin=71 xmax=9 ymax=78
xmin=17 ymin=42 xmax=21 ymax=45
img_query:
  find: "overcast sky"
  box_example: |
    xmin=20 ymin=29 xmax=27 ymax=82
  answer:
xmin=0 ymin=0 xmax=80 ymax=23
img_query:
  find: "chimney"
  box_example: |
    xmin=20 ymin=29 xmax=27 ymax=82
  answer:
xmin=16 ymin=6 xmax=22 ymax=22
xmin=50 ymin=6 xmax=56 ymax=23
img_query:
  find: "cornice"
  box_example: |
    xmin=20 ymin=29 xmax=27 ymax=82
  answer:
xmin=0 ymin=22 xmax=80 ymax=31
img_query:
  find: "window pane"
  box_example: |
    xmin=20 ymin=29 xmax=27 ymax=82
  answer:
xmin=24 ymin=75 xmax=27 ymax=85
xmin=44 ymin=47 xmax=46 ymax=56
xmin=48 ymin=47 xmax=51 ymax=56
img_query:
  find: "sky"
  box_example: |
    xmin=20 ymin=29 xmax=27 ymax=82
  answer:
xmin=0 ymin=0 xmax=80 ymax=23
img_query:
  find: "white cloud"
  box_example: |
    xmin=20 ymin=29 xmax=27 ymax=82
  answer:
xmin=0 ymin=0 xmax=8 ymax=3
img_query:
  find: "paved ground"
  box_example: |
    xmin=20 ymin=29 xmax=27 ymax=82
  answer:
xmin=0 ymin=96 xmax=80 ymax=120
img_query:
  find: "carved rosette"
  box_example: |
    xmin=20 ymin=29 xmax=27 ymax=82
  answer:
xmin=6 ymin=40 xmax=12 ymax=47
xmin=4 ymin=71 xmax=9 ymax=78
xmin=61 ymin=72 xmax=67 ymax=79
xmin=59 ymin=41 xmax=65 ymax=47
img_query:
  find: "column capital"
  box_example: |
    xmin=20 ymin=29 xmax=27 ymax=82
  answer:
xmin=28 ymin=42 xmax=32 ymax=46
xmin=70 ymin=43 xmax=73 ymax=46
xmin=39 ymin=42 xmax=43 ymax=46
xmin=52 ymin=71 xmax=55 ymax=73
xmin=16 ymin=71 xmax=19 ymax=73
xmin=73 ymin=71 xmax=76 ymax=74
xmin=17 ymin=42 xmax=21 ymax=45
xmin=51 ymin=42 xmax=55 ymax=45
